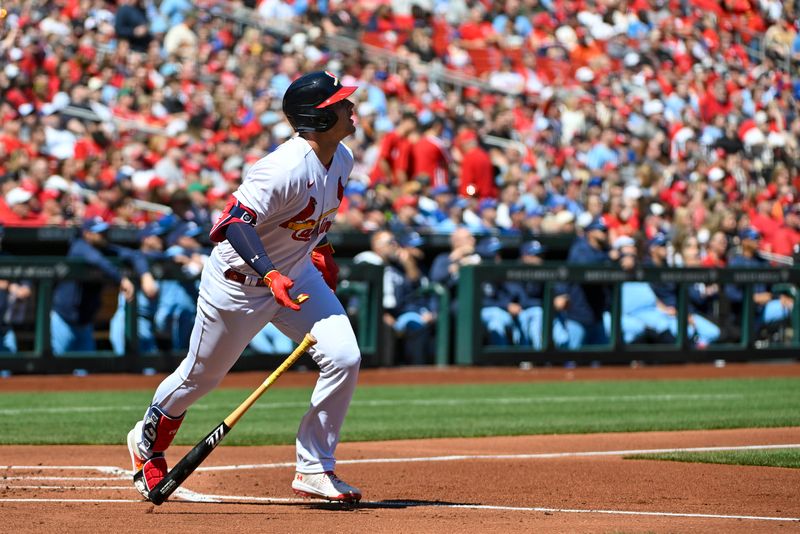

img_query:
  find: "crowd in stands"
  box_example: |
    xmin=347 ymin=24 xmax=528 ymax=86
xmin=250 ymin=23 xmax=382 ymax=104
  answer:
xmin=1 ymin=0 xmax=799 ymax=359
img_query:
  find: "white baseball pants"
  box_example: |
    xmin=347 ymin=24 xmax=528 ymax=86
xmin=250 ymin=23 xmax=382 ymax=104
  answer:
xmin=151 ymin=253 xmax=361 ymax=473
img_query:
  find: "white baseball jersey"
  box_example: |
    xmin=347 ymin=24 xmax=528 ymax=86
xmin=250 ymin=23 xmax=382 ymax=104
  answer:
xmin=148 ymin=134 xmax=361 ymax=476
xmin=214 ymin=136 xmax=353 ymax=278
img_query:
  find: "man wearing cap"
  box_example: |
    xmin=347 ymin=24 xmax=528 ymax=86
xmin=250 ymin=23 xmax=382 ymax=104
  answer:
xmin=726 ymin=228 xmax=793 ymax=338
xmin=553 ymin=217 xmax=611 ymax=349
xmin=127 ymin=71 xmax=364 ymax=503
xmin=608 ymin=236 xmax=664 ymax=344
xmin=434 ymin=196 xmax=469 ymax=234
xmin=643 ymin=231 xmax=717 ymax=345
xmin=431 ymin=227 xmax=482 ymax=324
xmin=643 ymin=232 xmax=678 ymax=315
xmin=354 ymin=230 xmax=436 ymax=364
xmin=0 ymin=187 xmax=48 ymax=227
xmin=474 ymin=236 xmax=516 ymax=346
xmin=767 ymin=204 xmax=800 ymax=259
xmin=505 ymin=240 xmax=547 ymax=349
xmin=411 ymin=117 xmax=450 ymax=189
xmin=110 ymin=223 xmax=165 ymax=356
xmin=419 ymin=185 xmax=453 ymax=227
xmin=458 ymin=129 xmax=496 ymax=199
xmin=389 ymin=194 xmax=427 ymax=242
xmin=369 ymin=111 xmax=418 ymax=186
xmin=154 ymin=221 xmax=207 ymax=351
xmin=469 ymin=198 xmax=499 ymax=234
xmin=51 ymin=218 xmax=145 ymax=354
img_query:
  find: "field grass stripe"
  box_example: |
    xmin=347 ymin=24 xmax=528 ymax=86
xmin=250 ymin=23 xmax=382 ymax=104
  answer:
xmin=195 ymin=443 xmax=800 ymax=472
xmin=0 ymin=393 xmax=745 ymax=416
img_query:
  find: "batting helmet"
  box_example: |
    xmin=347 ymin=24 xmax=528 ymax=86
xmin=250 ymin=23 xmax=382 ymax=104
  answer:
xmin=282 ymin=71 xmax=358 ymax=133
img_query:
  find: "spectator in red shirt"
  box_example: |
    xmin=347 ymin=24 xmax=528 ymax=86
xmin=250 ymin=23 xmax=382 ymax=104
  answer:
xmin=749 ymin=193 xmax=781 ymax=242
xmin=0 ymin=187 xmax=48 ymax=227
xmin=458 ymin=130 xmax=496 ymax=199
xmin=411 ymin=118 xmax=450 ymax=189
xmin=369 ymin=112 xmax=418 ymax=186
xmin=768 ymin=205 xmax=800 ymax=258
xmin=699 ymin=79 xmax=734 ymax=124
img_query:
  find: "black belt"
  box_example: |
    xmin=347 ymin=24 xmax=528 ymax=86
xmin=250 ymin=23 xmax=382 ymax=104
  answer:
xmin=224 ymin=269 xmax=267 ymax=287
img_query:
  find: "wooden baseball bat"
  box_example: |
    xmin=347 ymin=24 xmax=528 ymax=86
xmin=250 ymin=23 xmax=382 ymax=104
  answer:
xmin=148 ymin=333 xmax=317 ymax=505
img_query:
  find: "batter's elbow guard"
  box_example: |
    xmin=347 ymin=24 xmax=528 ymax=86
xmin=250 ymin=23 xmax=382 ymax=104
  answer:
xmin=209 ymin=197 xmax=258 ymax=243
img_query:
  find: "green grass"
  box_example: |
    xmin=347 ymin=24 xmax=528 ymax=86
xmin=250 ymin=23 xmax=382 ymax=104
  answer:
xmin=0 ymin=377 xmax=798 ymax=445
xmin=626 ymin=448 xmax=800 ymax=468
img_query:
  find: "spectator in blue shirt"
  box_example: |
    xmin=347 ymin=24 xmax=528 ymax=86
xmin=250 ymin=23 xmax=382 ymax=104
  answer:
xmin=505 ymin=240 xmax=546 ymax=349
xmin=475 ymin=236 xmax=516 ymax=346
xmin=109 ymin=223 xmax=163 ymax=355
xmin=586 ymin=129 xmax=619 ymax=173
xmin=553 ymin=217 xmax=611 ymax=349
xmin=674 ymin=235 xmax=721 ymax=346
xmin=155 ymin=221 xmax=207 ymax=351
xmin=0 ymin=225 xmax=32 ymax=353
xmin=356 ymin=229 xmax=437 ymax=365
xmin=726 ymin=228 xmax=793 ymax=335
xmin=51 ymin=218 xmax=142 ymax=354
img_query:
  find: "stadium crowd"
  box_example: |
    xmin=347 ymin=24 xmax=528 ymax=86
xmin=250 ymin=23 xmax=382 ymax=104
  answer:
xmin=0 ymin=0 xmax=799 ymax=359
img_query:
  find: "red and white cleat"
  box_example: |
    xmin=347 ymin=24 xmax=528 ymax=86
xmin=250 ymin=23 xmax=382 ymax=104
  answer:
xmin=127 ymin=421 xmax=168 ymax=500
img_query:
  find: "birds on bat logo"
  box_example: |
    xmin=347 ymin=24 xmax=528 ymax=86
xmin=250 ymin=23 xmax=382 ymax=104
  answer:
xmin=205 ymin=424 xmax=225 ymax=448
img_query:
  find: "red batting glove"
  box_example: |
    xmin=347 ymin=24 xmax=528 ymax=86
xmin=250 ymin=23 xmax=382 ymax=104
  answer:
xmin=311 ymin=242 xmax=339 ymax=291
xmin=264 ymin=270 xmax=309 ymax=311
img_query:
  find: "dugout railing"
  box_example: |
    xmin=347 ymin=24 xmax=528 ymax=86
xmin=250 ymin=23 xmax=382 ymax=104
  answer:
xmin=0 ymin=257 xmax=384 ymax=374
xmin=454 ymin=263 xmax=800 ymax=366
xmin=2 ymin=257 xmax=799 ymax=372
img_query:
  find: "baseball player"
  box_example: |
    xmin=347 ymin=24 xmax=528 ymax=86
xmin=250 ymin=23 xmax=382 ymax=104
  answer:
xmin=127 ymin=71 xmax=362 ymax=503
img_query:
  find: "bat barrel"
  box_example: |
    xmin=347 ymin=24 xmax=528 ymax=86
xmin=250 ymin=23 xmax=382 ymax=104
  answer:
xmin=149 ymin=422 xmax=230 ymax=505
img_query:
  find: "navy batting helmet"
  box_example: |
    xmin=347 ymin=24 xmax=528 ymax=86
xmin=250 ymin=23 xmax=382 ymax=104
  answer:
xmin=282 ymin=71 xmax=358 ymax=133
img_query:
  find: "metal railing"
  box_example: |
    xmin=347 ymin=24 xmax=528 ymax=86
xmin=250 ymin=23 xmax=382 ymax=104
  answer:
xmin=0 ymin=257 xmax=385 ymax=373
xmin=455 ymin=263 xmax=800 ymax=366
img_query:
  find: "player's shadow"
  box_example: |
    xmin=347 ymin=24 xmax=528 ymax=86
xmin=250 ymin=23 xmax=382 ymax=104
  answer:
xmin=153 ymin=498 xmax=474 ymax=514
xmin=176 ymin=499 xmax=473 ymax=511
xmin=306 ymin=499 xmax=470 ymax=511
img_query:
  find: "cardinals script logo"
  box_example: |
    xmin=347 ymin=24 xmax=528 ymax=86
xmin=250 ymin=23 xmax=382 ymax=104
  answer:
xmin=280 ymin=197 xmax=317 ymax=241
xmin=279 ymin=178 xmax=345 ymax=241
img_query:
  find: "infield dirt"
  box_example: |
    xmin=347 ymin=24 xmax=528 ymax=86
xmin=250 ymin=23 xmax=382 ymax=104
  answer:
xmin=2 ymin=362 xmax=799 ymax=533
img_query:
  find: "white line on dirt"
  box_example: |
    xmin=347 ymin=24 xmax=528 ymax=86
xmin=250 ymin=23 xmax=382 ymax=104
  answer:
xmin=194 ymin=443 xmax=800 ymax=472
xmin=5 ymin=486 xmax=134 ymax=490
xmin=0 ymin=498 xmax=139 ymax=503
xmin=1 ymin=476 xmax=124 ymax=481
xmin=0 ymin=466 xmax=128 ymax=476
xmin=1 ymin=495 xmax=796 ymax=523
xmin=3 ymin=442 xmax=800 ymax=523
